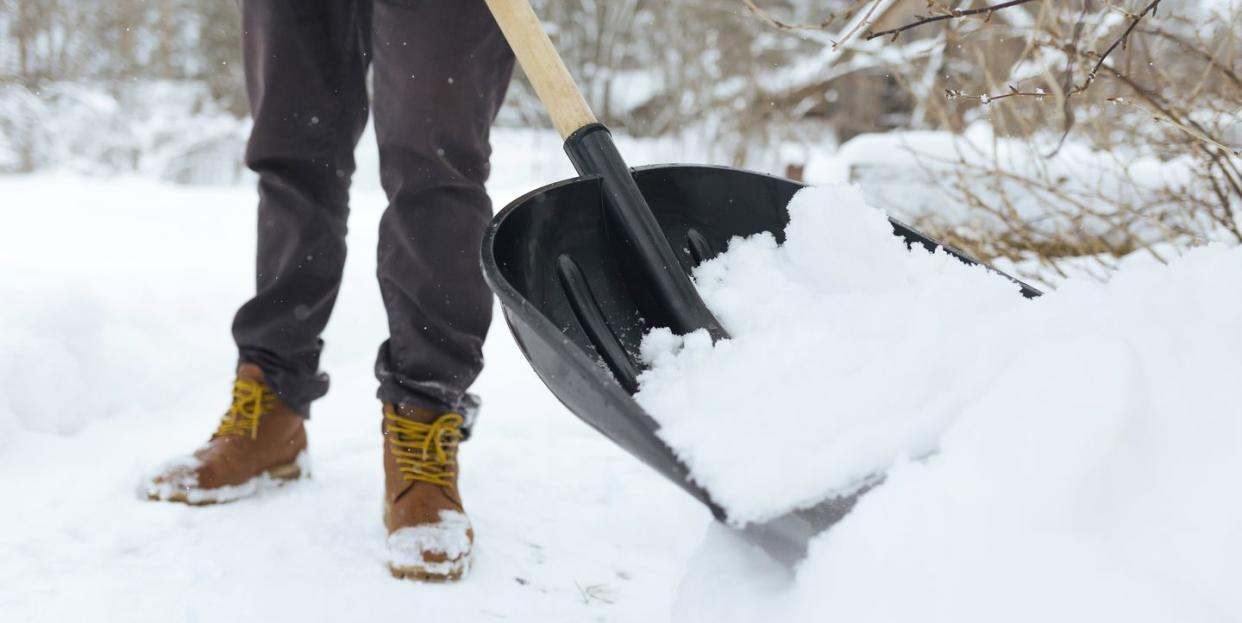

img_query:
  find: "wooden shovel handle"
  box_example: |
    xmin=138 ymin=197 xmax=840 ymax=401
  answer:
xmin=485 ymin=0 xmax=598 ymax=139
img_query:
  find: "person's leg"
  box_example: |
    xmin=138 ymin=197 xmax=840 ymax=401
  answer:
xmin=369 ymin=0 xmax=514 ymax=581
xmin=146 ymin=0 xmax=374 ymax=505
xmin=232 ymin=0 xmax=374 ymax=416
xmin=370 ymin=0 xmax=515 ymax=415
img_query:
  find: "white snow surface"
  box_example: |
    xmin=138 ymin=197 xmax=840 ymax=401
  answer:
xmin=638 ymin=185 xmax=1242 ymax=621
xmin=5 ymin=130 xmax=1242 ymax=622
xmin=0 ymin=134 xmax=711 ymax=621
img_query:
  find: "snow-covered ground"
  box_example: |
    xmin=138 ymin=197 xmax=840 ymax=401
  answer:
xmin=639 ymin=186 xmax=1242 ymax=622
xmin=0 ymin=129 xmax=721 ymax=621
xmin=5 ymin=125 xmax=1240 ymax=623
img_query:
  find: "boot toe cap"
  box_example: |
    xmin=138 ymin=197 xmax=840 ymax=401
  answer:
xmin=142 ymin=455 xmax=204 ymax=501
xmin=386 ymin=510 xmax=474 ymax=580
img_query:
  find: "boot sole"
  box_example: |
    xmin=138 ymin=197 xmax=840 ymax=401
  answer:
xmin=388 ymin=556 xmax=471 ymax=583
xmin=146 ymin=451 xmax=310 ymax=506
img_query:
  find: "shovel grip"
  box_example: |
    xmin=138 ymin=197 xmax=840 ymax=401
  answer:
xmin=485 ymin=0 xmax=598 ymax=139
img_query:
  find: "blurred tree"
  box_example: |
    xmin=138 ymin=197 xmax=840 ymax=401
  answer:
xmin=192 ymin=0 xmax=244 ymax=116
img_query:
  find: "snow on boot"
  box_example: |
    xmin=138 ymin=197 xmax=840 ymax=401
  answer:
xmin=143 ymin=363 xmax=310 ymax=505
xmin=382 ymin=403 xmax=473 ymax=582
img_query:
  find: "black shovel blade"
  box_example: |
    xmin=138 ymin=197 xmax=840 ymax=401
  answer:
xmin=483 ymin=165 xmax=793 ymax=516
xmin=481 ymin=164 xmax=1039 ymax=562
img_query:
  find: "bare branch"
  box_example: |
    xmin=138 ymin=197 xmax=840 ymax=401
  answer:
xmin=1137 ymin=27 xmax=1242 ymax=89
xmin=835 ymin=0 xmax=889 ymax=50
xmin=1075 ymin=0 xmax=1163 ymax=93
xmin=740 ymin=0 xmax=873 ymax=32
xmin=1106 ymin=97 xmax=1242 ymax=157
xmin=864 ymin=0 xmax=1041 ymax=41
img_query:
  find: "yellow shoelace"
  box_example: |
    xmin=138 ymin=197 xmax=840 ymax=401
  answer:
xmin=213 ymin=378 xmax=276 ymax=440
xmin=385 ymin=410 xmax=465 ymax=487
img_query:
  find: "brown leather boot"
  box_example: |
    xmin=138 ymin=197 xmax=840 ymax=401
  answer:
xmin=382 ymin=402 xmax=473 ymax=582
xmin=144 ymin=363 xmax=309 ymax=505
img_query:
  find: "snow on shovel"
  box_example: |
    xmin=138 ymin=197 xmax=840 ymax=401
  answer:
xmin=479 ymin=0 xmax=1041 ymax=566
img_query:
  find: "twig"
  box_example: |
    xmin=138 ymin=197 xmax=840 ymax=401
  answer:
xmin=574 ymin=582 xmax=615 ymax=605
xmin=1048 ymin=0 xmax=1092 ymax=158
xmin=1075 ymin=0 xmax=1163 ymax=93
xmin=834 ymin=0 xmax=888 ymax=50
xmin=1136 ymin=26 xmax=1242 ymax=89
xmin=740 ymin=0 xmax=869 ymax=32
xmin=945 ymin=85 xmax=1049 ymax=103
xmin=1106 ymin=97 xmax=1242 ymax=157
xmin=865 ymin=0 xmax=1041 ymax=41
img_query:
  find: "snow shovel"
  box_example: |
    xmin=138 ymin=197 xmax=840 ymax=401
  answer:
xmin=480 ymin=0 xmax=1042 ymax=566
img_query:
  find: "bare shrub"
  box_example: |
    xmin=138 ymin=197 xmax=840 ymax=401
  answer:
xmin=749 ymin=0 xmax=1242 ymax=283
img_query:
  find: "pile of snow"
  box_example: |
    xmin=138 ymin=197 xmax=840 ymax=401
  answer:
xmin=638 ymin=184 xmax=1242 ymax=621
xmin=636 ymin=185 xmax=1030 ymax=522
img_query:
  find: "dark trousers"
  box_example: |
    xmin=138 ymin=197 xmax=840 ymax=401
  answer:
xmin=232 ymin=0 xmax=515 ymax=416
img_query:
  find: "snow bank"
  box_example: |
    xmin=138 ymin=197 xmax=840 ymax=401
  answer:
xmin=0 ymin=177 xmax=253 ymax=447
xmin=0 ymin=275 xmax=188 ymax=439
xmin=640 ymin=184 xmax=1242 ymax=621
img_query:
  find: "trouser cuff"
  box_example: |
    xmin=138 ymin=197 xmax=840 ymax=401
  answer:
xmin=238 ymin=348 xmax=329 ymax=418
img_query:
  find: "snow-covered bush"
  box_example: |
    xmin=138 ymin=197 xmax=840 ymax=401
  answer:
xmin=0 ymin=80 xmax=249 ymax=184
xmin=747 ymin=0 xmax=1242 ymax=282
xmin=839 ymin=125 xmax=1222 ymax=283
